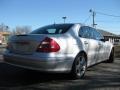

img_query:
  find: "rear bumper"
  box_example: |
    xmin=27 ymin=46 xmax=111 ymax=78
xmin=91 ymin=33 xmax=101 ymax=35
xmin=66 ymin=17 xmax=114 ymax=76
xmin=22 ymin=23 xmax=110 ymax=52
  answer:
xmin=3 ymin=52 xmax=74 ymax=73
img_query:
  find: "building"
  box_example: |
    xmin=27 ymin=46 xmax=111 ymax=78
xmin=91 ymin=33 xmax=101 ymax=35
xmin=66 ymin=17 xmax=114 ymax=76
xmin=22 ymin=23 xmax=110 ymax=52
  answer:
xmin=97 ymin=29 xmax=120 ymax=45
xmin=0 ymin=32 xmax=10 ymax=44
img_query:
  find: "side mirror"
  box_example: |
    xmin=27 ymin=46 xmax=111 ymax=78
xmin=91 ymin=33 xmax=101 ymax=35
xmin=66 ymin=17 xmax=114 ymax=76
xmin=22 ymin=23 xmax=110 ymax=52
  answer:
xmin=100 ymin=39 xmax=105 ymax=42
xmin=104 ymin=38 xmax=109 ymax=41
xmin=79 ymin=33 xmax=82 ymax=37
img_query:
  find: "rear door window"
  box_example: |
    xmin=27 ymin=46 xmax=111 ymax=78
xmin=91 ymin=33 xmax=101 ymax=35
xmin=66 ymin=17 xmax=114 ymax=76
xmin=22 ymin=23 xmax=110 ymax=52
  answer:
xmin=79 ymin=26 xmax=91 ymax=38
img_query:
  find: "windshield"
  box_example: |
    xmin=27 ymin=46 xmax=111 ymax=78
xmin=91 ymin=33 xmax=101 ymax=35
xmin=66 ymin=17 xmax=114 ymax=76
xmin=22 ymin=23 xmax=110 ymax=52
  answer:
xmin=30 ymin=24 xmax=73 ymax=34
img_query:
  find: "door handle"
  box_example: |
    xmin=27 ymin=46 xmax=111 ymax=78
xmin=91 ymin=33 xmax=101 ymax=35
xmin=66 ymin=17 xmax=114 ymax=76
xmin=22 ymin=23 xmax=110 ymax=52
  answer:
xmin=98 ymin=43 xmax=102 ymax=46
xmin=84 ymin=41 xmax=88 ymax=44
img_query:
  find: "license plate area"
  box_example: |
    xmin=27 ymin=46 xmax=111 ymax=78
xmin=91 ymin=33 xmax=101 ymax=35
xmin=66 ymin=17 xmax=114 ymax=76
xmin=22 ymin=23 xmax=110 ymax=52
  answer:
xmin=12 ymin=41 xmax=32 ymax=54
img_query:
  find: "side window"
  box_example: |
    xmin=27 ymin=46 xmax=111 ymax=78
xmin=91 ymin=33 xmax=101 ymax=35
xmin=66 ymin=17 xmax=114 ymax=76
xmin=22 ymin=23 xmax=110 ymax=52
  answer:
xmin=88 ymin=27 xmax=94 ymax=39
xmin=79 ymin=26 xmax=90 ymax=38
xmin=92 ymin=28 xmax=97 ymax=39
xmin=79 ymin=27 xmax=84 ymax=37
xmin=93 ymin=29 xmax=104 ymax=40
xmin=98 ymin=32 xmax=104 ymax=40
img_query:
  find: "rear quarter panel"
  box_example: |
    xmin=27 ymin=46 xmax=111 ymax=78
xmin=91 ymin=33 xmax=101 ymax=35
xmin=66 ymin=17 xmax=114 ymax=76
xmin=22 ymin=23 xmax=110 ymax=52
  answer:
xmin=48 ymin=24 xmax=85 ymax=58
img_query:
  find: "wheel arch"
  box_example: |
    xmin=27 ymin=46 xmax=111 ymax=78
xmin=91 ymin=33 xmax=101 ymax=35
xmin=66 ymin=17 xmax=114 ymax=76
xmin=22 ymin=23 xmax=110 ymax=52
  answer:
xmin=109 ymin=46 xmax=114 ymax=57
xmin=70 ymin=50 xmax=88 ymax=78
xmin=74 ymin=51 xmax=88 ymax=64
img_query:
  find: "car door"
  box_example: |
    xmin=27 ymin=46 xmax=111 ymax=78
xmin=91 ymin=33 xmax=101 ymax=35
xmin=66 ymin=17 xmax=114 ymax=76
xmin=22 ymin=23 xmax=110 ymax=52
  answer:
xmin=87 ymin=28 xmax=101 ymax=65
xmin=97 ymin=32 xmax=107 ymax=61
xmin=93 ymin=30 xmax=106 ymax=62
xmin=79 ymin=26 xmax=89 ymax=53
xmin=79 ymin=26 xmax=99 ymax=66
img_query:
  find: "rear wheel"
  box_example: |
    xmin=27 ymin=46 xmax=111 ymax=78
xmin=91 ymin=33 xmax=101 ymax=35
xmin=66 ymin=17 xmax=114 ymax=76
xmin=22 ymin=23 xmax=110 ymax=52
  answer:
xmin=71 ymin=53 xmax=87 ymax=79
xmin=106 ymin=48 xmax=114 ymax=63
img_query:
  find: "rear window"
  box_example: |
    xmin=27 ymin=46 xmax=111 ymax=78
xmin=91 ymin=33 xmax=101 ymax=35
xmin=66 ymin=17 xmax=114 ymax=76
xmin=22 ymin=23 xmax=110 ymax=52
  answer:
xmin=30 ymin=24 xmax=73 ymax=34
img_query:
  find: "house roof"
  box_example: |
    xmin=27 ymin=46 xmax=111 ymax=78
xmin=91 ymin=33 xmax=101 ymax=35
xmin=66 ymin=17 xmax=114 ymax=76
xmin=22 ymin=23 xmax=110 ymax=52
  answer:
xmin=97 ymin=29 xmax=116 ymax=36
xmin=0 ymin=31 xmax=10 ymax=35
xmin=97 ymin=29 xmax=120 ymax=38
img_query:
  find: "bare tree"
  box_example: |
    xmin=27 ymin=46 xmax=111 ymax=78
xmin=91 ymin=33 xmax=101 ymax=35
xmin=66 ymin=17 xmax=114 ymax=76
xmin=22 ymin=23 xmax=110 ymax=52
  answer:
xmin=12 ymin=26 xmax=32 ymax=35
xmin=0 ymin=23 xmax=9 ymax=32
xmin=0 ymin=23 xmax=32 ymax=35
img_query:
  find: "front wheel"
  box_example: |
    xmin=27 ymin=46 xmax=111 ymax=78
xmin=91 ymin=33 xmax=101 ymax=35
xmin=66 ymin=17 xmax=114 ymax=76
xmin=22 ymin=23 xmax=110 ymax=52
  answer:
xmin=71 ymin=53 xmax=87 ymax=79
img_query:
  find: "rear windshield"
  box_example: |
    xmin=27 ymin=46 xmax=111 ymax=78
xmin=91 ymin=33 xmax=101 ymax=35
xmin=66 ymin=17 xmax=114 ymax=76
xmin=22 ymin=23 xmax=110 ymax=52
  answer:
xmin=30 ymin=24 xmax=73 ymax=34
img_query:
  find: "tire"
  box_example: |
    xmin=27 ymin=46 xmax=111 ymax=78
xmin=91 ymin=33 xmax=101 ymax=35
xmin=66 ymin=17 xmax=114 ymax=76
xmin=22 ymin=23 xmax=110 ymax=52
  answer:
xmin=71 ymin=53 xmax=87 ymax=79
xmin=106 ymin=48 xmax=114 ymax=63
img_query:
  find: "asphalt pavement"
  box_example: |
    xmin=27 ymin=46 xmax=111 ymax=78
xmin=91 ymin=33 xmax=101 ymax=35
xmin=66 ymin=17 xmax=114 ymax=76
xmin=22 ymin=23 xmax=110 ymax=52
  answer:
xmin=0 ymin=56 xmax=120 ymax=90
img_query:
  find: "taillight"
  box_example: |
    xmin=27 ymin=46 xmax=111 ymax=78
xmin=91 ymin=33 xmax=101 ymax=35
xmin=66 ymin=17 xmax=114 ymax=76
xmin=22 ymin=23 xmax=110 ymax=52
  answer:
xmin=37 ymin=37 xmax=60 ymax=52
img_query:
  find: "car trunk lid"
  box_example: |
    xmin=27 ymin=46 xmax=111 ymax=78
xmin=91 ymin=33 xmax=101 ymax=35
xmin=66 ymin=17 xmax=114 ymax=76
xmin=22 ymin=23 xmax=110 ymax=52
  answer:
xmin=8 ymin=34 xmax=47 ymax=54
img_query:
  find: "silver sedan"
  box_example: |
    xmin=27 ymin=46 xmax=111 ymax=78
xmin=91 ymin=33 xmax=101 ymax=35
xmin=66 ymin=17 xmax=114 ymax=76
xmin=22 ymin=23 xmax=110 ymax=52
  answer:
xmin=3 ymin=23 xmax=114 ymax=79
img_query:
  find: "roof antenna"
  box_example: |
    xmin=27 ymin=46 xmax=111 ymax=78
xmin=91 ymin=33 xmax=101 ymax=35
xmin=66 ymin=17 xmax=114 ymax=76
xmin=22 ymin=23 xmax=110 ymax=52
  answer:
xmin=53 ymin=20 xmax=56 ymax=26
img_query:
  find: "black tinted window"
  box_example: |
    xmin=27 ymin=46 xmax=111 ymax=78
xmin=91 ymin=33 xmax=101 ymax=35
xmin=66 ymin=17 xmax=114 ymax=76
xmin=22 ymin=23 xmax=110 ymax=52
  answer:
xmin=88 ymin=27 xmax=94 ymax=39
xmin=30 ymin=24 xmax=73 ymax=34
xmin=90 ymin=28 xmax=97 ymax=39
xmin=93 ymin=29 xmax=104 ymax=40
xmin=79 ymin=26 xmax=90 ymax=38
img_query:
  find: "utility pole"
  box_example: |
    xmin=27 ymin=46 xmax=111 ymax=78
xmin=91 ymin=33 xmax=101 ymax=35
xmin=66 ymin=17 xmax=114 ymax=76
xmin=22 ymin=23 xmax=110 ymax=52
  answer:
xmin=62 ymin=16 xmax=67 ymax=23
xmin=93 ymin=11 xmax=95 ymax=27
xmin=89 ymin=9 xmax=97 ymax=27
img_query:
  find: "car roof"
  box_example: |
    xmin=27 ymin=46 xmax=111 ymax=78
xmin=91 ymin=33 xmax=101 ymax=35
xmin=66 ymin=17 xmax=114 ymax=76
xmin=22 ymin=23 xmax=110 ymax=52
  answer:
xmin=49 ymin=23 xmax=84 ymax=26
